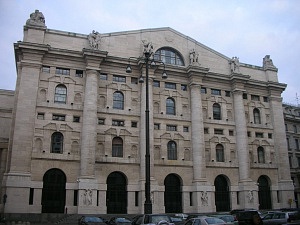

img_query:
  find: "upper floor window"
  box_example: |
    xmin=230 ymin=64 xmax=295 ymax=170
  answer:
xmin=165 ymin=82 xmax=176 ymax=89
xmin=216 ymin=144 xmax=224 ymax=162
xmin=55 ymin=67 xmax=70 ymax=75
xmin=112 ymin=137 xmax=123 ymax=157
xmin=153 ymin=80 xmax=160 ymax=87
xmin=257 ymin=147 xmax=265 ymax=163
xmin=42 ymin=66 xmax=50 ymax=73
xmin=253 ymin=108 xmax=261 ymax=124
xmin=167 ymin=141 xmax=177 ymax=160
xmin=167 ymin=125 xmax=177 ymax=131
xmin=113 ymin=91 xmax=124 ymax=110
xmin=166 ymin=98 xmax=176 ymax=115
xmin=112 ymin=120 xmax=124 ymax=126
xmin=251 ymin=95 xmax=260 ymax=101
xmin=213 ymin=103 xmax=221 ymax=120
xmin=154 ymin=48 xmax=184 ymax=66
xmin=211 ymin=89 xmax=221 ymax=96
xmin=294 ymin=125 xmax=298 ymax=133
xmin=100 ymin=73 xmax=108 ymax=80
xmin=54 ymin=84 xmax=67 ymax=104
xmin=51 ymin=132 xmax=63 ymax=154
xmin=181 ymin=84 xmax=187 ymax=91
xmin=201 ymin=87 xmax=207 ymax=94
xmin=113 ymin=75 xmax=126 ymax=83
xmin=75 ymin=70 xmax=83 ymax=77
xmin=52 ymin=114 xmax=66 ymax=121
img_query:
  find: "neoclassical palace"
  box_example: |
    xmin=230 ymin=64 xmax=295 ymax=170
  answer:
xmin=0 ymin=10 xmax=295 ymax=214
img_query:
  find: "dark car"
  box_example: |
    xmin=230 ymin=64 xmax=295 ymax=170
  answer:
xmin=184 ymin=217 xmax=227 ymax=225
xmin=132 ymin=214 xmax=175 ymax=225
xmin=78 ymin=216 xmax=107 ymax=225
xmin=262 ymin=211 xmax=299 ymax=225
xmin=230 ymin=209 xmax=262 ymax=225
xmin=107 ymin=217 xmax=132 ymax=225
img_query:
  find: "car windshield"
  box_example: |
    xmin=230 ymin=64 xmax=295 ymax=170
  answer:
xmin=150 ymin=215 xmax=171 ymax=223
xmin=219 ymin=216 xmax=234 ymax=222
xmin=84 ymin=217 xmax=103 ymax=222
xmin=205 ymin=218 xmax=225 ymax=224
xmin=116 ymin=218 xmax=131 ymax=222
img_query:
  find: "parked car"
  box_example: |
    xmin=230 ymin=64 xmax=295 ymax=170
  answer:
xmin=131 ymin=214 xmax=175 ymax=225
xmin=230 ymin=209 xmax=262 ymax=225
xmin=78 ymin=216 xmax=107 ymax=225
xmin=184 ymin=216 xmax=227 ymax=225
xmin=210 ymin=214 xmax=238 ymax=225
xmin=107 ymin=217 xmax=132 ymax=225
xmin=262 ymin=211 xmax=299 ymax=225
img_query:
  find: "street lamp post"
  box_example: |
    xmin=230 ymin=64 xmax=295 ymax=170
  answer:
xmin=126 ymin=42 xmax=167 ymax=214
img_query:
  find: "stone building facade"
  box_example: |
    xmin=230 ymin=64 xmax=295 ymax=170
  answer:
xmin=283 ymin=103 xmax=300 ymax=207
xmin=0 ymin=10 xmax=295 ymax=214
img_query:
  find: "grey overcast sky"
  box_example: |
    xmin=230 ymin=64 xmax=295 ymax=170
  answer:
xmin=0 ymin=0 xmax=299 ymax=105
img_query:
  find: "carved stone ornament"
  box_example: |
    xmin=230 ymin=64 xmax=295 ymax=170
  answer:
xmin=26 ymin=10 xmax=46 ymax=27
xmin=230 ymin=56 xmax=240 ymax=73
xmin=263 ymin=55 xmax=276 ymax=70
xmin=189 ymin=49 xmax=199 ymax=65
xmin=142 ymin=40 xmax=153 ymax=55
xmin=88 ymin=30 xmax=102 ymax=50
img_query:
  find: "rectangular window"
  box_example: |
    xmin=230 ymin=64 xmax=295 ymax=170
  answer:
xmin=55 ymin=67 xmax=70 ymax=75
xmin=131 ymin=77 xmax=138 ymax=84
xmin=243 ymin=93 xmax=248 ymax=99
xmin=268 ymin=133 xmax=272 ymax=139
xmin=237 ymin=192 xmax=240 ymax=205
xmin=135 ymin=191 xmax=139 ymax=206
xmin=214 ymin=129 xmax=223 ymax=135
xmin=131 ymin=121 xmax=137 ymax=128
xmin=112 ymin=120 xmax=124 ymax=126
xmin=201 ymin=87 xmax=207 ymax=94
xmin=211 ymin=89 xmax=221 ymax=96
xmin=100 ymin=73 xmax=107 ymax=80
xmin=167 ymin=125 xmax=177 ymax=131
xmin=247 ymin=131 xmax=251 ymax=137
xmin=73 ymin=116 xmax=80 ymax=123
xmin=287 ymin=138 xmax=290 ymax=149
xmin=289 ymin=155 xmax=292 ymax=167
xmin=181 ymin=84 xmax=187 ymax=91
xmin=255 ymin=132 xmax=263 ymax=138
xmin=73 ymin=190 xmax=78 ymax=206
xmin=98 ymin=118 xmax=105 ymax=125
xmin=113 ymin=75 xmax=126 ymax=83
xmin=225 ymin=91 xmax=231 ymax=97
xmin=204 ymin=128 xmax=209 ymax=134
xmin=251 ymin=95 xmax=260 ymax=101
xmin=263 ymin=96 xmax=269 ymax=102
xmin=165 ymin=82 xmax=176 ymax=89
xmin=229 ymin=130 xmax=234 ymax=136
xmin=285 ymin=124 xmax=288 ymax=131
xmin=37 ymin=113 xmax=45 ymax=120
xmin=154 ymin=123 xmax=160 ymax=130
xmin=296 ymin=139 xmax=300 ymax=151
xmin=153 ymin=80 xmax=160 ymax=87
xmin=294 ymin=125 xmax=298 ymax=133
xmin=29 ymin=188 xmax=34 ymax=205
xmin=277 ymin=191 xmax=280 ymax=203
xmin=52 ymin=114 xmax=66 ymax=121
xmin=42 ymin=66 xmax=50 ymax=73
xmin=190 ymin=192 xmax=193 ymax=206
xmin=183 ymin=126 xmax=189 ymax=132
xmin=298 ymin=157 xmax=300 ymax=168
xmin=75 ymin=70 xmax=83 ymax=77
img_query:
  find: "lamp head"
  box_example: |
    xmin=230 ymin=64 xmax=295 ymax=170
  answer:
xmin=139 ymin=76 xmax=144 ymax=83
xmin=126 ymin=65 xmax=132 ymax=73
xmin=162 ymin=70 xmax=167 ymax=79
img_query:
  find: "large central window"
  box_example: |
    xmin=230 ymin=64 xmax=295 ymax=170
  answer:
xmin=154 ymin=48 xmax=184 ymax=66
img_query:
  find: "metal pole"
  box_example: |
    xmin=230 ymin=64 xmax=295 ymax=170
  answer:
xmin=144 ymin=53 xmax=152 ymax=214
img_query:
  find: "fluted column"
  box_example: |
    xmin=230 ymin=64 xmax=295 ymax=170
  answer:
xmin=80 ymin=68 xmax=98 ymax=178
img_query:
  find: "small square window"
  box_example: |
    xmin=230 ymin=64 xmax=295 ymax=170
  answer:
xmin=73 ymin=116 xmax=80 ymax=122
xmin=153 ymin=80 xmax=160 ymax=87
xmin=75 ymin=70 xmax=83 ymax=77
xmin=225 ymin=91 xmax=231 ymax=97
xmin=263 ymin=96 xmax=269 ymax=102
xmin=112 ymin=120 xmax=124 ymax=126
xmin=100 ymin=73 xmax=107 ymax=80
xmin=165 ymin=82 xmax=176 ymax=89
xmin=131 ymin=121 xmax=137 ymax=128
xmin=251 ymin=95 xmax=260 ymax=101
xmin=42 ymin=66 xmax=50 ymax=73
xmin=167 ymin=125 xmax=177 ymax=131
xmin=52 ymin=114 xmax=66 ymax=121
xmin=229 ymin=130 xmax=234 ymax=136
xmin=113 ymin=75 xmax=126 ymax=83
xmin=211 ymin=89 xmax=221 ymax=96
xmin=56 ymin=67 xmax=70 ymax=75
xmin=37 ymin=113 xmax=45 ymax=120
xmin=201 ymin=87 xmax=207 ymax=94
xmin=255 ymin=132 xmax=264 ymax=138
xmin=131 ymin=77 xmax=138 ymax=84
xmin=268 ymin=133 xmax=272 ymax=139
xmin=183 ymin=126 xmax=189 ymax=132
xmin=98 ymin=118 xmax=105 ymax=125
xmin=204 ymin=128 xmax=209 ymax=134
xmin=247 ymin=131 xmax=251 ymax=137
xmin=243 ymin=93 xmax=248 ymax=99
xmin=154 ymin=123 xmax=160 ymax=130
xmin=214 ymin=129 xmax=223 ymax=135
xmin=181 ymin=84 xmax=187 ymax=91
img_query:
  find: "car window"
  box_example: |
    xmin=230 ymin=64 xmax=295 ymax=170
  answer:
xmin=205 ymin=218 xmax=224 ymax=224
xmin=136 ymin=216 xmax=143 ymax=225
xmin=150 ymin=215 xmax=171 ymax=223
xmin=264 ymin=214 xmax=274 ymax=220
xmin=194 ymin=219 xmax=201 ymax=225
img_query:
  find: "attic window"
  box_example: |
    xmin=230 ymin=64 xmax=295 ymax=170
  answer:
xmin=154 ymin=48 xmax=184 ymax=66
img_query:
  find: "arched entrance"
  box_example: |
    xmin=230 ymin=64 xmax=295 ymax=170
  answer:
xmin=258 ymin=175 xmax=272 ymax=209
xmin=106 ymin=172 xmax=127 ymax=214
xmin=214 ymin=175 xmax=230 ymax=212
xmin=42 ymin=168 xmax=66 ymax=213
xmin=164 ymin=174 xmax=182 ymax=213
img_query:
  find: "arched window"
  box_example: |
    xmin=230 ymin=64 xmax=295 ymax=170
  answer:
xmin=213 ymin=103 xmax=221 ymax=120
xmin=258 ymin=146 xmax=265 ymax=163
xmin=113 ymin=91 xmax=124 ymax=110
xmin=154 ymin=48 xmax=184 ymax=66
xmin=112 ymin=137 xmax=123 ymax=157
xmin=167 ymin=141 xmax=177 ymax=160
xmin=216 ymin=144 xmax=224 ymax=162
xmin=54 ymin=84 xmax=67 ymax=104
xmin=166 ymin=98 xmax=176 ymax=115
xmin=253 ymin=108 xmax=261 ymax=124
xmin=51 ymin=132 xmax=63 ymax=153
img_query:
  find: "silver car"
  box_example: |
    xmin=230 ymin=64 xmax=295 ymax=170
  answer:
xmin=184 ymin=216 xmax=226 ymax=225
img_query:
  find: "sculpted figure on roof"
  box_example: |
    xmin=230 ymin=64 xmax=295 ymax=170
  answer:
xmin=230 ymin=56 xmax=240 ymax=73
xmin=88 ymin=30 xmax=102 ymax=50
xmin=263 ymin=55 xmax=276 ymax=70
xmin=26 ymin=10 xmax=46 ymax=27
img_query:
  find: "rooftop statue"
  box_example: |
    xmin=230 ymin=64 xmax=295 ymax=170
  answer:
xmin=88 ymin=30 xmax=102 ymax=50
xmin=263 ymin=55 xmax=277 ymax=70
xmin=230 ymin=56 xmax=240 ymax=73
xmin=26 ymin=10 xmax=46 ymax=27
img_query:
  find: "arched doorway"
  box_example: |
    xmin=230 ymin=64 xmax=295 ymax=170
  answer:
xmin=42 ymin=168 xmax=66 ymax=213
xmin=214 ymin=175 xmax=230 ymax=212
xmin=106 ymin=172 xmax=127 ymax=214
xmin=258 ymin=175 xmax=272 ymax=209
xmin=164 ymin=174 xmax=182 ymax=213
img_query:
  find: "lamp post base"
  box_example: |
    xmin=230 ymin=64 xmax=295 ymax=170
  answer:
xmin=144 ymin=202 xmax=152 ymax=214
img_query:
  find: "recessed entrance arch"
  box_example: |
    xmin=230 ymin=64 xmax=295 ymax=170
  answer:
xmin=214 ymin=175 xmax=230 ymax=212
xmin=42 ymin=168 xmax=66 ymax=213
xmin=164 ymin=173 xmax=182 ymax=213
xmin=258 ymin=175 xmax=272 ymax=210
xmin=106 ymin=171 xmax=127 ymax=214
